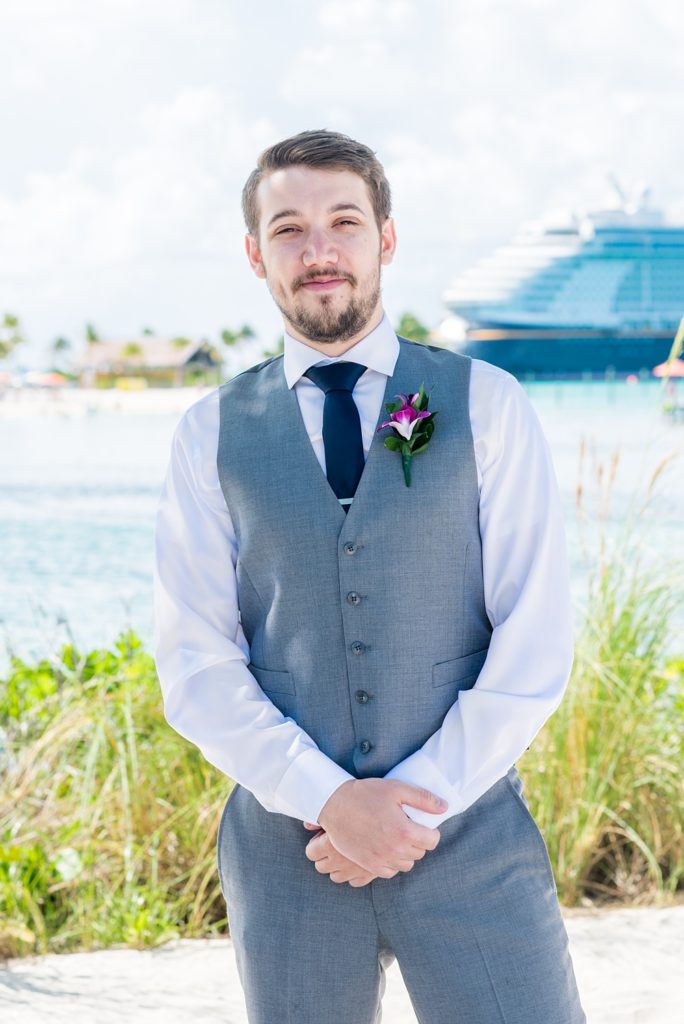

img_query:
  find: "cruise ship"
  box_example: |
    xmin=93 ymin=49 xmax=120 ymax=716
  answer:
xmin=437 ymin=184 xmax=684 ymax=377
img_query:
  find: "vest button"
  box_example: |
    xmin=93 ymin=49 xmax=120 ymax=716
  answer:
xmin=351 ymin=641 xmax=365 ymax=655
xmin=343 ymin=542 xmax=357 ymax=555
xmin=359 ymin=739 xmax=373 ymax=754
xmin=355 ymin=690 xmax=370 ymax=703
xmin=346 ymin=591 xmax=361 ymax=605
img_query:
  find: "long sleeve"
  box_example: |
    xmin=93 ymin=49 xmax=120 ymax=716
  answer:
xmin=152 ymin=392 xmax=354 ymax=825
xmin=383 ymin=364 xmax=574 ymax=828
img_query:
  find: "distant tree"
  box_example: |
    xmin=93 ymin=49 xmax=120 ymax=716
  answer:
xmin=220 ymin=324 xmax=256 ymax=347
xmin=395 ymin=312 xmax=430 ymax=345
xmin=141 ymin=326 xmax=155 ymax=336
xmin=0 ymin=312 xmax=26 ymax=360
xmin=85 ymin=322 xmax=100 ymax=343
xmin=262 ymin=334 xmax=284 ymax=359
xmin=49 ymin=336 xmax=72 ymax=372
xmin=171 ymin=336 xmax=192 ymax=348
xmin=123 ymin=342 xmax=142 ymax=358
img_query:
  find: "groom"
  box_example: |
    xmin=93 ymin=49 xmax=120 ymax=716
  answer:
xmin=153 ymin=129 xmax=586 ymax=1022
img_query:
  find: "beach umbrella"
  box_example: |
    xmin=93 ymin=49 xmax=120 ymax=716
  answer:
xmin=652 ymin=358 xmax=684 ymax=378
xmin=37 ymin=371 xmax=69 ymax=387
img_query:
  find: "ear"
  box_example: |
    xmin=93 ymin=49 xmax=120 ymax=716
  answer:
xmin=245 ymin=233 xmax=267 ymax=279
xmin=380 ymin=217 xmax=397 ymax=267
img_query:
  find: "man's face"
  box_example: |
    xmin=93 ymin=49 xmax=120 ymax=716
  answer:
xmin=245 ymin=165 xmax=396 ymax=346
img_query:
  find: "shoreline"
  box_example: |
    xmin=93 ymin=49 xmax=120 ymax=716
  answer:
xmin=0 ymin=386 xmax=217 ymax=417
xmin=0 ymin=375 xmax=672 ymax=419
xmin=1 ymin=905 xmax=683 ymax=1023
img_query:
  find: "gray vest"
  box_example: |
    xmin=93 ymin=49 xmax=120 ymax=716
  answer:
xmin=216 ymin=337 xmax=492 ymax=779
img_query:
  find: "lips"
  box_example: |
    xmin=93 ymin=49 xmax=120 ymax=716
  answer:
xmin=301 ymin=278 xmax=347 ymax=291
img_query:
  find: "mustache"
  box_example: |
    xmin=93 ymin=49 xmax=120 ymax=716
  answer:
xmin=294 ymin=271 xmax=356 ymax=290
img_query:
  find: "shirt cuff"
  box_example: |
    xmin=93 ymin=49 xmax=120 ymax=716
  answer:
xmin=384 ymin=750 xmax=455 ymax=828
xmin=273 ymin=746 xmax=356 ymax=824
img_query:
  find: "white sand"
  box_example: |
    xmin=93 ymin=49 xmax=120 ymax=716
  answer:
xmin=1 ymin=905 xmax=682 ymax=1023
xmin=0 ymin=386 xmax=216 ymax=418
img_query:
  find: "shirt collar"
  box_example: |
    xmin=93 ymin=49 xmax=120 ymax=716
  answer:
xmin=283 ymin=310 xmax=400 ymax=389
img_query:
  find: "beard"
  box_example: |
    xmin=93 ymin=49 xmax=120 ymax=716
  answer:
xmin=264 ymin=260 xmax=382 ymax=345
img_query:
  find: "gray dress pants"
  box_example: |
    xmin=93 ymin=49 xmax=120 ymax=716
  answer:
xmin=217 ymin=766 xmax=587 ymax=1023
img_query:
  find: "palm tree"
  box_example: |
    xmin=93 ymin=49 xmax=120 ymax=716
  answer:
xmin=220 ymin=324 xmax=256 ymax=347
xmin=0 ymin=313 xmax=25 ymax=360
xmin=395 ymin=312 xmax=430 ymax=345
xmin=50 ymin=336 xmax=72 ymax=373
xmin=85 ymin=322 xmax=100 ymax=344
xmin=262 ymin=334 xmax=284 ymax=359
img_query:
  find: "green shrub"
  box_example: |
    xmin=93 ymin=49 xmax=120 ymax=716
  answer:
xmin=0 ymin=630 xmax=232 ymax=958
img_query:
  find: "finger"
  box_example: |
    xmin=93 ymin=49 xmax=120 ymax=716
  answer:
xmin=302 ymin=821 xmax=320 ymax=830
xmin=407 ymin=825 xmax=441 ymax=851
xmin=395 ymin=784 xmax=448 ymax=817
xmin=314 ymin=857 xmax=332 ymax=874
xmin=305 ymin=834 xmax=330 ymax=859
xmin=407 ymin=846 xmax=427 ymax=860
xmin=306 ymin=838 xmax=329 ymax=861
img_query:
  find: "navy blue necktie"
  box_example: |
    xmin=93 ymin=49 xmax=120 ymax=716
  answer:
xmin=303 ymin=361 xmax=367 ymax=512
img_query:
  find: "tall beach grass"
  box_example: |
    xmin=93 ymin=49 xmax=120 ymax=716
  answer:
xmin=1 ymin=444 xmax=682 ymax=957
xmin=520 ymin=438 xmax=684 ymax=904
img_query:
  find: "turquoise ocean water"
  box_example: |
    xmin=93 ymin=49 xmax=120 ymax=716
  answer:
xmin=1 ymin=379 xmax=682 ymax=673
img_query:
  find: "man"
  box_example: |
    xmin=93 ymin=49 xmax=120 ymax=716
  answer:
xmin=153 ymin=128 xmax=586 ymax=1023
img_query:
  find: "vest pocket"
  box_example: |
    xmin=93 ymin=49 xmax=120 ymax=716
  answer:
xmin=431 ymin=647 xmax=488 ymax=689
xmin=248 ymin=662 xmax=296 ymax=695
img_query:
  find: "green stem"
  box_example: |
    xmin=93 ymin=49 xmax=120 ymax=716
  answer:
xmin=402 ymin=452 xmax=412 ymax=487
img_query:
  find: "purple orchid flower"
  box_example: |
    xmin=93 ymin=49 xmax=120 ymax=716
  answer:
xmin=376 ymin=381 xmax=437 ymax=486
xmin=378 ymin=404 xmax=431 ymax=440
xmin=395 ymin=391 xmax=421 ymax=409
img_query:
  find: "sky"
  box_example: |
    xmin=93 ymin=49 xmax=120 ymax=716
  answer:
xmin=1 ymin=0 xmax=683 ymax=367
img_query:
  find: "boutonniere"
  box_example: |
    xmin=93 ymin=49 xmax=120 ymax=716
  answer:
xmin=376 ymin=383 xmax=438 ymax=486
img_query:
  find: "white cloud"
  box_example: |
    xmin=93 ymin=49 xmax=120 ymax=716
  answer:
xmin=1 ymin=0 xmax=684 ymax=363
xmin=317 ymin=0 xmax=416 ymax=32
xmin=281 ymin=38 xmax=422 ymax=105
xmin=0 ymin=86 xmax=279 ymax=356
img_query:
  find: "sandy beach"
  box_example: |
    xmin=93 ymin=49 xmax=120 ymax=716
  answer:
xmin=1 ymin=905 xmax=682 ymax=1023
xmin=0 ymin=385 xmax=217 ymax=418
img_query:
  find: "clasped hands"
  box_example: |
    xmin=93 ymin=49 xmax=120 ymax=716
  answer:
xmin=303 ymin=777 xmax=448 ymax=887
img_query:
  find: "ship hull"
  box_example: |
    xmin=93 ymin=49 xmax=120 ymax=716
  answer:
xmin=452 ymin=326 xmax=676 ymax=378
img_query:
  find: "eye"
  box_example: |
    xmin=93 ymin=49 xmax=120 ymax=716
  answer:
xmin=275 ymin=226 xmax=298 ymax=235
xmin=336 ymin=219 xmax=358 ymax=226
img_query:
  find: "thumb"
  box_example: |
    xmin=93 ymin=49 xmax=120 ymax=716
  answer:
xmin=302 ymin=821 xmax=321 ymax=830
xmin=396 ymin=783 xmax=448 ymax=815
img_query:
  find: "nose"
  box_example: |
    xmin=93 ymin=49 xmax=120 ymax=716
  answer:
xmin=301 ymin=226 xmax=339 ymax=267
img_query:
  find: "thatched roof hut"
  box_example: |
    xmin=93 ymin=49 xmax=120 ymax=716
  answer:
xmin=76 ymin=337 xmax=222 ymax=387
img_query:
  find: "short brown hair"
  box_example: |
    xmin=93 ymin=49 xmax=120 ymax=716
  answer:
xmin=241 ymin=128 xmax=392 ymax=239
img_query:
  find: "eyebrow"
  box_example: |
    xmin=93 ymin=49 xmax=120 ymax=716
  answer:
xmin=267 ymin=203 xmax=366 ymax=228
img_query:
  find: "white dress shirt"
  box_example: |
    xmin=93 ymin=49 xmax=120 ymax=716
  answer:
xmin=153 ymin=311 xmax=574 ymax=829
